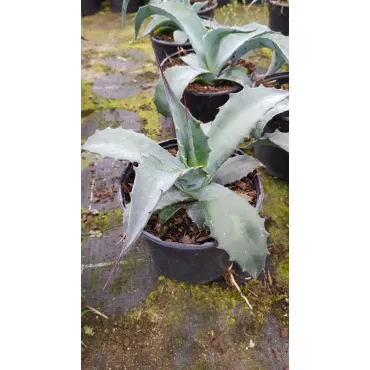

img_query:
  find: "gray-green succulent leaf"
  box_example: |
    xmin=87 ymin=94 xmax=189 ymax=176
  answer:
xmin=190 ymin=183 xmax=269 ymax=278
xmin=212 ymin=155 xmax=263 ymax=186
xmin=81 ymin=127 xmax=183 ymax=167
xmin=206 ymin=85 xmax=289 ymax=174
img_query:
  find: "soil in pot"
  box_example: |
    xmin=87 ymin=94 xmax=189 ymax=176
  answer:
xmin=122 ymin=148 xmax=258 ymax=245
xmin=162 ymin=53 xmax=242 ymax=116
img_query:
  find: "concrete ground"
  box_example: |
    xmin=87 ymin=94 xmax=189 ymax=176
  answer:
xmin=81 ymin=3 xmax=289 ymax=369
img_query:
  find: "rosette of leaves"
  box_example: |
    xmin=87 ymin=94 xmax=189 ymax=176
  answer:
xmin=82 ymin=60 xmax=289 ymax=279
xmin=122 ymin=0 xmax=218 ymax=44
xmin=129 ymin=2 xmax=288 ymax=117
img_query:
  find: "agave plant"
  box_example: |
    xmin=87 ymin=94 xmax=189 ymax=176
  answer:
xmin=128 ymin=2 xmax=289 ymax=117
xmin=122 ymin=0 xmax=217 ymax=44
xmin=82 ymin=54 xmax=289 ymax=279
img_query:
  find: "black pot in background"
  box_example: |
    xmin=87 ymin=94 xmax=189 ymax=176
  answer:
xmin=150 ymin=13 xmax=214 ymax=64
xmin=82 ymin=0 xmax=101 ymax=16
xmin=253 ymin=72 xmax=289 ymax=181
xmin=110 ymin=0 xmax=145 ymax=13
xmin=268 ymin=0 xmax=289 ymax=36
xmin=161 ymin=50 xmax=243 ymax=123
xmin=217 ymin=0 xmax=231 ymax=7
xmin=197 ymin=0 xmax=218 ymax=18
xmin=150 ymin=36 xmax=193 ymax=65
xmin=119 ymin=139 xmax=264 ymax=284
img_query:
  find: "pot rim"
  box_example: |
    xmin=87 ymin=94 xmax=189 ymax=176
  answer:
xmin=149 ymin=11 xmax=217 ymax=47
xmin=161 ymin=49 xmax=244 ymax=96
xmin=197 ymin=0 xmax=218 ymax=15
xmin=118 ymin=138 xmax=264 ymax=251
xmin=269 ymin=0 xmax=289 ymax=8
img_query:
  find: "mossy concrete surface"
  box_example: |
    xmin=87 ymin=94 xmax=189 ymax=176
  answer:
xmin=81 ymin=5 xmax=289 ymax=369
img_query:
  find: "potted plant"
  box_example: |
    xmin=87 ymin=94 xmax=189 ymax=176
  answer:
xmin=111 ymin=0 xmax=145 ymax=13
xmin=82 ymin=60 xmax=289 ymax=284
xmin=131 ymin=2 xmax=289 ymax=122
xmin=251 ymin=71 xmax=289 ymax=180
xmin=268 ymin=0 xmax=289 ymax=36
xmin=122 ymin=0 xmax=219 ymax=63
xmin=82 ymin=0 xmax=101 ymax=16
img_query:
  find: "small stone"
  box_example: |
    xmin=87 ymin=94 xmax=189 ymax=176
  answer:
xmin=249 ymin=339 xmax=255 ymax=348
xmin=281 ymin=327 xmax=288 ymax=338
xmin=124 ymin=337 xmax=130 ymax=347
xmin=272 ymin=348 xmax=281 ymax=361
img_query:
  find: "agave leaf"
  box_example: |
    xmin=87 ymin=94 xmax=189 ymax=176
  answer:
xmin=173 ymin=30 xmax=189 ymax=44
xmin=159 ymin=202 xmax=184 ymax=223
xmin=154 ymin=65 xmax=204 ymax=117
xmin=175 ymin=166 xmax=212 ymax=192
xmin=157 ymin=67 xmax=211 ymax=168
xmin=134 ymin=3 xmax=207 ymax=62
xmin=186 ymin=201 xmax=206 ymax=228
xmin=82 ymin=127 xmax=183 ymax=166
xmin=231 ymin=32 xmax=289 ymax=74
xmin=208 ymin=28 xmax=288 ymax=76
xmin=122 ymin=0 xmax=130 ymax=28
xmin=191 ymin=1 xmax=208 ymax=11
xmin=180 ymin=53 xmax=208 ymax=70
xmin=247 ymin=131 xmax=289 ymax=153
xmin=143 ymin=15 xmax=176 ymax=37
xmin=266 ymin=50 xmax=285 ymax=76
xmin=217 ymin=66 xmax=252 ymax=87
xmin=155 ymin=186 xmax=192 ymax=211
xmin=201 ymin=18 xmax=221 ymax=29
xmin=193 ymin=183 xmax=269 ymax=278
xmin=212 ymin=155 xmax=262 ymax=186
xmin=206 ymin=86 xmax=289 ymax=173
xmin=251 ymin=98 xmax=289 ymax=139
xmin=203 ymin=25 xmax=264 ymax=72
xmin=122 ymin=153 xmax=194 ymax=256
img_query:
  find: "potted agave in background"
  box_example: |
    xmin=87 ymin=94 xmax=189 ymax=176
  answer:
xmin=82 ymin=56 xmax=289 ymax=284
xmin=251 ymin=71 xmax=289 ymax=180
xmin=122 ymin=0 xmax=219 ymax=63
xmin=130 ymin=2 xmax=289 ymax=122
xmin=267 ymin=0 xmax=289 ymax=36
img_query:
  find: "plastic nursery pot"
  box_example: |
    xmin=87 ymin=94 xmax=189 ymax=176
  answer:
xmin=150 ymin=36 xmax=193 ymax=66
xmin=109 ymin=0 xmax=145 ymax=13
xmin=161 ymin=50 xmax=243 ymax=123
xmin=268 ymin=0 xmax=289 ymax=36
xmin=81 ymin=0 xmax=101 ymax=16
xmin=253 ymin=72 xmax=289 ymax=181
xmin=119 ymin=138 xmax=264 ymax=284
xmin=217 ymin=0 xmax=231 ymax=7
xmin=197 ymin=0 xmax=218 ymax=18
xmin=150 ymin=13 xmax=214 ymax=64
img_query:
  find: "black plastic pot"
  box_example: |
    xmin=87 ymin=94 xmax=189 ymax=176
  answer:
xmin=119 ymin=138 xmax=264 ymax=284
xmin=253 ymin=72 xmax=289 ymax=180
xmin=81 ymin=0 xmax=101 ymax=16
xmin=150 ymin=36 xmax=193 ymax=65
xmin=110 ymin=0 xmax=145 ymax=13
xmin=268 ymin=0 xmax=289 ymax=36
xmin=150 ymin=11 xmax=215 ymax=64
xmin=217 ymin=0 xmax=231 ymax=7
xmin=162 ymin=50 xmax=243 ymax=123
xmin=197 ymin=0 xmax=218 ymax=18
